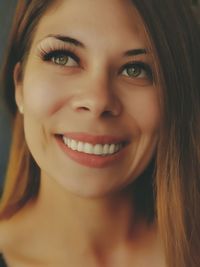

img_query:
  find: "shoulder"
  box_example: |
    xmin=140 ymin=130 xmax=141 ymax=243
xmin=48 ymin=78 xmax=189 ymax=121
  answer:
xmin=0 ymin=220 xmax=11 ymax=253
xmin=0 ymin=202 xmax=36 ymax=252
xmin=0 ymin=218 xmax=16 ymax=251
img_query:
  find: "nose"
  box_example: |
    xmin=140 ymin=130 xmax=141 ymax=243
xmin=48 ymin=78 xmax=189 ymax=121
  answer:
xmin=70 ymin=74 xmax=122 ymax=118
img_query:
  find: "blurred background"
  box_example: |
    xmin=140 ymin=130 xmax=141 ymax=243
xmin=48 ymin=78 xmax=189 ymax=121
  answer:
xmin=0 ymin=1 xmax=199 ymax=185
xmin=0 ymin=1 xmax=16 ymax=184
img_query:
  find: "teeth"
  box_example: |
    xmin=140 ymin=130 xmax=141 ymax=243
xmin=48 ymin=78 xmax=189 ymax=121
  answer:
xmin=84 ymin=143 xmax=94 ymax=154
xmin=109 ymin=144 xmax=115 ymax=154
xmin=62 ymin=137 xmax=123 ymax=156
xmin=103 ymin=144 xmax=109 ymax=154
xmin=71 ymin=139 xmax=77 ymax=150
xmin=77 ymin=141 xmax=84 ymax=152
xmin=67 ymin=139 xmax=71 ymax=147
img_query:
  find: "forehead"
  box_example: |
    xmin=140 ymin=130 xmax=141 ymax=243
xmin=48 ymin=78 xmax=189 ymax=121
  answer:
xmin=31 ymin=0 xmax=148 ymax=51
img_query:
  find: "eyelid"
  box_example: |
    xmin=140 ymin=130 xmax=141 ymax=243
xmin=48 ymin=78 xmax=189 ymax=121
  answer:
xmin=37 ymin=37 xmax=76 ymax=52
xmin=121 ymin=61 xmax=151 ymax=71
xmin=36 ymin=39 xmax=153 ymax=79
xmin=37 ymin=41 xmax=81 ymax=67
xmin=42 ymin=49 xmax=80 ymax=64
xmin=37 ymin=38 xmax=80 ymax=60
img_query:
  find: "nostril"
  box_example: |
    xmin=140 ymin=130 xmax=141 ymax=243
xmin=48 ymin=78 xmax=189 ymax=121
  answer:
xmin=76 ymin=106 xmax=90 ymax=112
xmin=70 ymin=93 xmax=122 ymax=117
xmin=101 ymin=110 xmax=114 ymax=117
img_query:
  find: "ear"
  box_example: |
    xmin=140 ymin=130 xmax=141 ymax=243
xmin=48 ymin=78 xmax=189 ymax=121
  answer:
xmin=14 ymin=62 xmax=24 ymax=113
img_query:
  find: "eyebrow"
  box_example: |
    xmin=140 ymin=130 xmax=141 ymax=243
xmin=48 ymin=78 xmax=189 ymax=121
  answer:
xmin=43 ymin=34 xmax=147 ymax=56
xmin=45 ymin=34 xmax=85 ymax=48
xmin=124 ymin=48 xmax=147 ymax=57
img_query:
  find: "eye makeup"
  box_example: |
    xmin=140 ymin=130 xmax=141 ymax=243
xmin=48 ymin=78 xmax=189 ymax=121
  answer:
xmin=35 ymin=36 xmax=154 ymax=84
xmin=36 ymin=37 xmax=80 ymax=65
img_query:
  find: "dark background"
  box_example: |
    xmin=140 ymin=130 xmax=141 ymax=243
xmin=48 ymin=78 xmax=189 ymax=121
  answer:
xmin=0 ymin=1 xmax=16 ymax=183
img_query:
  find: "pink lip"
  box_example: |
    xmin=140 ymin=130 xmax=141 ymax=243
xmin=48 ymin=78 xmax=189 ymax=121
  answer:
xmin=55 ymin=133 xmax=129 ymax=168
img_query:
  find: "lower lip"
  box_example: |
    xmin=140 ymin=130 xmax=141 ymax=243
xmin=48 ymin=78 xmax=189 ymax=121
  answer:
xmin=55 ymin=136 xmax=127 ymax=168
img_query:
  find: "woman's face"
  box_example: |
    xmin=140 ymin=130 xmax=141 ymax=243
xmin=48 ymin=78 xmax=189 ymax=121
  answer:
xmin=15 ymin=0 xmax=160 ymax=197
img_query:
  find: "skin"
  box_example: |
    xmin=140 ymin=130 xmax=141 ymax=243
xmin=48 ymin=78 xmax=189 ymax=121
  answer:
xmin=16 ymin=0 xmax=160 ymax=198
xmin=0 ymin=0 xmax=165 ymax=266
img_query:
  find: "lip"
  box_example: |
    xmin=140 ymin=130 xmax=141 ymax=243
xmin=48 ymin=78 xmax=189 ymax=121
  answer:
xmin=54 ymin=133 xmax=129 ymax=168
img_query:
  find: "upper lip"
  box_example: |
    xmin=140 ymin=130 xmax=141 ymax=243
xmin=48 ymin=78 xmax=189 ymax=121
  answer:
xmin=58 ymin=132 xmax=130 ymax=145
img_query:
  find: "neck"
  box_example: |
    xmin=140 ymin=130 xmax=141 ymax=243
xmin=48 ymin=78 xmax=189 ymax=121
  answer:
xmin=6 ymin=172 xmax=159 ymax=267
xmin=38 ymin=174 xmax=138 ymax=245
xmin=30 ymin=172 xmax=156 ymax=265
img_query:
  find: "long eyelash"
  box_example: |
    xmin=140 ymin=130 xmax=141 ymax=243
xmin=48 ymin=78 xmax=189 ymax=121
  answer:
xmin=37 ymin=43 xmax=80 ymax=63
xmin=42 ymin=49 xmax=80 ymax=63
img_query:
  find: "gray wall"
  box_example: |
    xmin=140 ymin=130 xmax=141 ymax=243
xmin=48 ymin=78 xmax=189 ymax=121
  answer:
xmin=0 ymin=1 xmax=17 ymax=182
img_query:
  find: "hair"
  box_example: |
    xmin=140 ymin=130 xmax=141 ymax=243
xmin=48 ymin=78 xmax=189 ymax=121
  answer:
xmin=0 ymin=0 xmax=199 ymax=266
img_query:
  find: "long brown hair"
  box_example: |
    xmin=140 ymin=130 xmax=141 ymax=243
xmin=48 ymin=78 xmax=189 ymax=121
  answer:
xmin=132 ymin=0 xmax=200 ymax=266
xmin=0 ymin=0 xmax=199 ymax=266
xmin=0 ymin=0 xmax=53 ymax=218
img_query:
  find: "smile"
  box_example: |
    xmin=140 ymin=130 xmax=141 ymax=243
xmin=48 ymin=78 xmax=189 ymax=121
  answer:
xmin=62 ymin=136 xmax=124 ymax=156
xmin=55 ymin=133 xmax=129 ymax=168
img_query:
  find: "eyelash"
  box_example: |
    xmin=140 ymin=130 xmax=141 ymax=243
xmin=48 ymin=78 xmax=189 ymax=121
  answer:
xmin=39 ymin=47 xmax=153 ymax=81
xmin=120 ymin=62 xmax=153 ymax=81
xmin=39 ymin=48 xmax=80 ymax=65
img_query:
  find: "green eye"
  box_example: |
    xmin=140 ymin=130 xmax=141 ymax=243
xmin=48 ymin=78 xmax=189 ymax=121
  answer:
xmin=52 ymin=54 xmax=70 ymax=65
xmin=52 ymin=53 xmax=78 ymax=67
xmin=42 ymin=50 xmax=79 ymax=67
xmin=124 ymin=65 xmax=142 ymax=77
xmin=121 ymin=62 xmax=152 ymax=80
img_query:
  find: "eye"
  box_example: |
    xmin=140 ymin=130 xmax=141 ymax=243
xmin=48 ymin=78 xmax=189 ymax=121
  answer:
xmin=121 ymin=62 xmax=153 ymax=80
xmin=42 ymin=50 xmax=79 ymax=67
xmin=52 ymin=53 xmax=77 ymax=67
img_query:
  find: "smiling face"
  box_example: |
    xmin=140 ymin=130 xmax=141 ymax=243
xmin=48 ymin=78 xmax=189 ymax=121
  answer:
xmin=14 ymin=0 xmax=160 ymax=197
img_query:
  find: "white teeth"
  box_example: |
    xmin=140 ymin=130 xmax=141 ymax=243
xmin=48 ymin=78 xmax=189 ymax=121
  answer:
xmin=84 ymin=143 xmax=94 ymax=154
xmin=103 ymin=144 xmax=109 ymax=154
xmin=94 ymin=144 xmax=103 ymax=155
xmin=67 ymin=139 xmax=71 ymax=147
xmin=62 ymin=137 xmax=123 ymax=156
xmin=109 ymin=144 xmax=115 ymax=154
xmin=71 ymin=139 xmax=77 ymax=150
xmin=77 ymin=141 xmax=84 ymax=152
xmin=63 ymin=136 xmax=68 ymax=145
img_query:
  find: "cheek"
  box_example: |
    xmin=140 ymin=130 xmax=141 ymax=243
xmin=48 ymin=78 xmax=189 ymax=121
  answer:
xmin=22 ymin=72 xmax=68 ymax=117
xmin=123 ymin=88 xmax=160 ymax=132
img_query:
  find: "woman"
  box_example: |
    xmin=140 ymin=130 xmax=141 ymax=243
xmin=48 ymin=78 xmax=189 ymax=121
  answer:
xmin=0 ymin=0 xmax=199 ymax=266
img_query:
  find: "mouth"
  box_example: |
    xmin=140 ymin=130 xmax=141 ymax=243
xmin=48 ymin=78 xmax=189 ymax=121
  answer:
xmin=54 ymin=133 xmax=129 ymax=168
xmin=62 ymin=136 xmax=126 ymax=156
